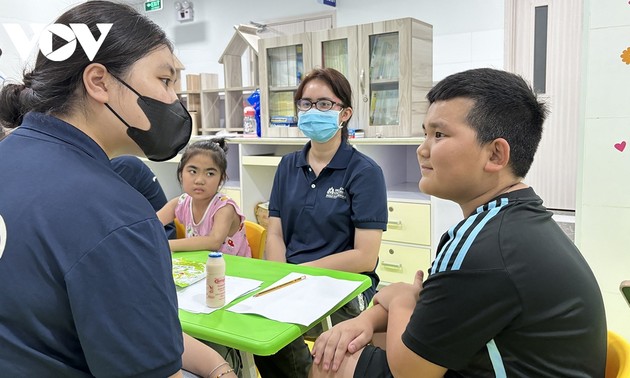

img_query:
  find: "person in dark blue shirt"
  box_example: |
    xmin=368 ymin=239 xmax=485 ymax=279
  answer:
xmin=0 ymin=2 xmax=235 ymax=377
xmin=254 ymin=68 xmax=388 ymax=378
xmin=111 ymin=155 xmax=176 ymax=239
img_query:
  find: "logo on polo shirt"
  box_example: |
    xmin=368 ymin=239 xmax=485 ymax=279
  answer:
xmin=0 ymin=214 xmax=6 ymax=259
xmin=325 ymin=186 xmax=346 ymax=200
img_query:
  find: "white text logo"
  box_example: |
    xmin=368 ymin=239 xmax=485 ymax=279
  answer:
xmin=3 ymin=23 xmax=112 ymax=62
xmin=0 ymin=214 xmax=6 ymax=259
xmin=325 ymin=187 xmax=346 ymax=200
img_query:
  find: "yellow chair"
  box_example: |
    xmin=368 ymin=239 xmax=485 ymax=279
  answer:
xmin=606 ymin=330 xmax=630 ymax=378
xmin=245 ymin=220 xmax=266 ymax=259
xmin=174 ymin=218 xmax=186 ymax=239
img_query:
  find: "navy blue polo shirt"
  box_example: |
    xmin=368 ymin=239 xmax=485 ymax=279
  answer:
xmin=111 ymin=155 xmax=177 ymax=239
xmin=268 ymin=141 xmax=388 ymax=296
xmin=0 ymin=112 xmax=182 ymax=377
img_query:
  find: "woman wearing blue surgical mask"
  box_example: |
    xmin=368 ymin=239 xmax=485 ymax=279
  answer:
xmin=255 ymin=68 xmax=388 ymax=378
xmin=0 ymin=1 xmax=235 ymax=377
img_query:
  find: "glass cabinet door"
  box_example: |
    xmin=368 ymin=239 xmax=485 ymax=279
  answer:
xmin=267 ymin=45 xmax=304 ymax=89
xmin=358 ymin=18 xmax=431 ymax=138
xmin=267 ymin=44 xmax=302 ymax=126
xmin=321 ymin=39 xmax=347 ymax=73
xmin=259 ymin=33 xmax=312 ymax=137
xmin=311 ymin=26 xmax=360 ymax=131
xmin=368 ymin=31 xmax=400 ymax=127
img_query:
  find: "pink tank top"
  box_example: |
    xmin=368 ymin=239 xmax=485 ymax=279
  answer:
xmin=174 ymin=193 xmax=252 ymax=257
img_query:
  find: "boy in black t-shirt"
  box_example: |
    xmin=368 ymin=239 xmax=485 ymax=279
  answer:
xmin=310 ymin=68 xmax=607 ymax=378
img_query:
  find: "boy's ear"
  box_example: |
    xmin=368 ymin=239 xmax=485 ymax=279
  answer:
xmin=82 ymin=63 xmax=109 ymax=104
xmin=484 ymin=138 xmax=510 ymax=173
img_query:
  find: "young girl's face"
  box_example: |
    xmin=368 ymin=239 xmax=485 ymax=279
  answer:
xmin=180 ymin=153 xmax=223 ymax=201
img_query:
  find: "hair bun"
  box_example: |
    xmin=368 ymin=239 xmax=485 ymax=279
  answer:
xmin=212 ymin=137 xmax=228 ymax=152
xmin=0 ymin=83 xmax=29 ymax=128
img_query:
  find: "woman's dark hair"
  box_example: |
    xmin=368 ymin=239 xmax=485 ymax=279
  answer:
xmin=177 ymin=138 xmax=229 ymax=186
xmin=0 ymin=0 xmax=172 ymax=129
xmin=294 ymin=67 xmax=353 ymax=141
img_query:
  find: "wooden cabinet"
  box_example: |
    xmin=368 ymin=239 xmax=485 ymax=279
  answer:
xmin=199 ymin=26 xmax=260 ymax=135
xmin=176 ymin=69 xmax=202 ymax=136
xmin=259 ymin=18 xmax=433 ymax=138
xmin=177 ymin=90 xmax=202 ymax=135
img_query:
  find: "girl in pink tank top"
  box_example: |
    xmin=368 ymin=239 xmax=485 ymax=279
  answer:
xmin=157 ymin=138 xmax=252 ymax=257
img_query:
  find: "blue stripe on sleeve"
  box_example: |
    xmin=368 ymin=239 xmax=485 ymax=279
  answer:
xmin=430 ymin=225 xmax=455 ymax=275
xmin=486 ymin=339 xmax=507 ymax=378
xmin=452 ymin=198 xmax=508 ymax=270
xmin=437 ymin=213 xmax=479 ymax=272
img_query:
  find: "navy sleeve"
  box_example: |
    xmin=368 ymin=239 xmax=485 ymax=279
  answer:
xmin=111 ymin=156 xmax=176 ymax=239
xmin=65 ymin=219 xmax=183 ymax=377
xmin=402 ymin=270 xmax=520 ymax=369
xmin=348 ymin=163 xmax=388 ymax=230
xmin=268 ymin=155 xmax=290 ymax=218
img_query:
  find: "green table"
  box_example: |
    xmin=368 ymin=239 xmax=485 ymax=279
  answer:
xmin=175 ymin=251 xmax=371 ymax=378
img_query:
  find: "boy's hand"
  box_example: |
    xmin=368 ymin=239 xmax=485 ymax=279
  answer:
xmin=373 ymin=270 xmax=424 ymax=311
xmin=311 ymin=316 xmax=374 ymax=372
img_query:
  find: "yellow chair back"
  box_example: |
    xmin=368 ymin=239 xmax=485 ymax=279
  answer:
xmin=174 ymin=218 xmax=186 ymax=239
xmin=244 ymin=220 xmax=266 ymax=259
xmin=607 ymin=330 xmax=630 ymax=378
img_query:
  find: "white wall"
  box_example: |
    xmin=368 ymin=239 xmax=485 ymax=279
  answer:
xmin=577 ymin=0 xmax=630 ymax=340
xmin=0 ymin=0 xmax=81 ymax=80
xmin=0 ymin=0 xmax=504 ymax=86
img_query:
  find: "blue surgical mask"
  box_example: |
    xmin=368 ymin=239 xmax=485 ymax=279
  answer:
xmin=298 ymin=109 xmax=342 ymax=143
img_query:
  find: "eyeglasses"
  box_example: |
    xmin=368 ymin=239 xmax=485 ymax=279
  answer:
xmin=296 ymin=99 xmax=344 ymax=112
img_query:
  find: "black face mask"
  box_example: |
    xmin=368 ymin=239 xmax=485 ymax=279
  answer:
xmin=105 ymin=74 xmax=192 ymax=162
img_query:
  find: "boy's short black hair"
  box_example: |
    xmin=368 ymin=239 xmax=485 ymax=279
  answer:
xmin=427 ymin=68 xmax=548 ymax=178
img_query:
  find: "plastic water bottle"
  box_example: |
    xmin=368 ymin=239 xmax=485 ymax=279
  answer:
xmin=243 ymin=106 xmax=257 ymax=138
xmin=206 ymin=252 xmax=226 ymax=308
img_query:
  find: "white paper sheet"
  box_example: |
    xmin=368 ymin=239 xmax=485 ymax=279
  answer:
xmin=177 ymin=275 xmax=263 ymax=314
xmin=227 ymin=273 xmax=362 ymax=326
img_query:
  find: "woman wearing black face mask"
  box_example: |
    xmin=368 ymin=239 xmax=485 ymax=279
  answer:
xmin=0 ymin=2 xmax=234 ymax=378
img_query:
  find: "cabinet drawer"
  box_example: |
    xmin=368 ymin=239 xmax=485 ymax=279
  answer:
xmin=220 ymin=188 xmax=241 ymax=208
xmin=376 ymin=243 xmax=431 ymax=284
xmin=384 ymin=201 xmax=430 ymax=245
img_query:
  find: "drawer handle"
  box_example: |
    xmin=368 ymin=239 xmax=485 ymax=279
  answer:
xmin=381 ymin=261 xmax=403 ymax=271
xmin=387 ymin=220 xmax=403 ymax=230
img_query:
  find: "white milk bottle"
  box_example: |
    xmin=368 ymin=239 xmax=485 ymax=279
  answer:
xmin=205 ymin=252 xmax=226 ymax=308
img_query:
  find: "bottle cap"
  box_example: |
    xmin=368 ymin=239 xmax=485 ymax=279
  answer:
xmin=209 ymin=252 xmax=223 ymax=258
xmin=244 ymin=106 xmax=256 ymax=117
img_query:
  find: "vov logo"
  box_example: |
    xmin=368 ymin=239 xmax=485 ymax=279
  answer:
xmin=0 ymin=214 xmax=6 ymax=259
xmin=3 ymin=23 xmax=112 ymax=62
